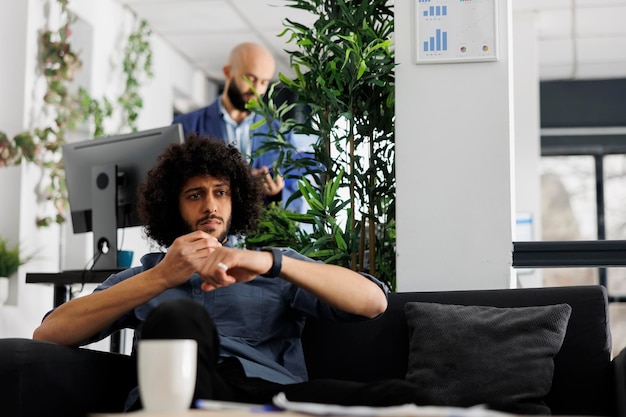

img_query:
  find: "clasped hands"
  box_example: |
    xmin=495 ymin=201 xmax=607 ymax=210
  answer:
xmin=159 ymin=231 xmax=273 ymax=292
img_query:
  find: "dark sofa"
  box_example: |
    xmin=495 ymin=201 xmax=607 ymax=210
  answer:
xmin=1 ymin=285 xmax=624 ymax=416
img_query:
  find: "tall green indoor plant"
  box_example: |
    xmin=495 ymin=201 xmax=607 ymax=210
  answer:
xmin=246 ymin=0 xmax=396 ymax=290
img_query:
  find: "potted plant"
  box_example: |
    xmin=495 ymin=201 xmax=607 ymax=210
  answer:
xmin=0 ymin=236 xmax=32 ymax=304
xmin=246 ymin=0 xmax=397 ymax=290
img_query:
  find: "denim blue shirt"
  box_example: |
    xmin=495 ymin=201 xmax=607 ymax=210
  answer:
xmin=86 ymin=247 xmax=386 ymax=385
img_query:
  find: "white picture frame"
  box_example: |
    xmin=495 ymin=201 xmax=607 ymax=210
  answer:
xmin=414 ymin=0 xmax=499 ymax=64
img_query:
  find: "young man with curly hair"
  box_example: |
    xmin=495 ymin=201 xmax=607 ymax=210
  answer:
xmin=33 ymin=135 xmax=418 ymax=410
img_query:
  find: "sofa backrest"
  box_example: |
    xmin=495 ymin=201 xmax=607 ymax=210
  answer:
xmin=301 ymin=285 xmax=615 ymax=416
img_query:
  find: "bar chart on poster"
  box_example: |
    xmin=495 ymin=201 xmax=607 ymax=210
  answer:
xmin=414 ymin=0 xmax=498 ymax=64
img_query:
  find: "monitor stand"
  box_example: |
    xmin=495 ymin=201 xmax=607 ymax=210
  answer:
xmin=91 ymin=164 xmax=118 ymax=270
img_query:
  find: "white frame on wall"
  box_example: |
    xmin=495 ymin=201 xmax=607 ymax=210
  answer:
xmin=413 ymin=0 xmax=498 ymax=64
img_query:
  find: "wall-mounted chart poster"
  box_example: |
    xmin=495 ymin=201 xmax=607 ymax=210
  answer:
xmin=415 ymin=0 xmax=498 ymax=64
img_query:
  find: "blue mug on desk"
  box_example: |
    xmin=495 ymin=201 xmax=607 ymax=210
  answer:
xmin=117 ymin=250 xmax=134 ymax=269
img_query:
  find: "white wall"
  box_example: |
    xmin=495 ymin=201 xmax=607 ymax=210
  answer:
xmin=395 ymin=0 xmax=516 ymax=291
xmin=0 ymin=0 xmax=57 ymax=338
xmin=0 ymin=0 xmax=207 ymax=340
xmin=0 ymin=164 xmax=61 ymax=338
xmin=0 ymin=1 xmax=27 ymax=135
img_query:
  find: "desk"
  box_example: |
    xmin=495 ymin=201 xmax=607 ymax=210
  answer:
xmin=26 ymin=269 xmax=123 ymax=352
xmin=26 ymin=269 xmax=122 ymax=307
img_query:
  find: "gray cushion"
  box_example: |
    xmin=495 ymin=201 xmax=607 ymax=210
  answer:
xmin=404 ymin=302 xmax=572 ymax=414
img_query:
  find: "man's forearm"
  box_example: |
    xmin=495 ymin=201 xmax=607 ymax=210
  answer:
xmin=278 ymin=256 xmax=388 ymax=318
xmin=32 ymin=270 xmax=167 ymax=346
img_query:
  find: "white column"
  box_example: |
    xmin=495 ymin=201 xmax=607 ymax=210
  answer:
xmin=0 ymin=0 xmax=56 ymax=336
xmin=0 ymin=0 xmax=28 ymax=135
xmin=395 ymin=0 xmax=515 ymax=291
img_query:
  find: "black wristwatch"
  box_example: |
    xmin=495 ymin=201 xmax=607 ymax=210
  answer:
xmin=260 ymin=247 xmax=283 ymax=278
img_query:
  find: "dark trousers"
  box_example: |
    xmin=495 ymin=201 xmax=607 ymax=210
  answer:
xmin=138 ymin=298 xmax=424 ymax=408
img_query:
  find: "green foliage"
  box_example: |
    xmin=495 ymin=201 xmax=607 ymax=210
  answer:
xmin=119 ymin=18 xmax=153 ymax=131
xmin=0 ymin=0 xmax=153 ymax=228
xmin=244 ymin=203 xmax=311 ymax=251
xmin=0 ymin=237 xmax=32 ymax=278
xmin=245 ymin=0 xmax=396 ymax=289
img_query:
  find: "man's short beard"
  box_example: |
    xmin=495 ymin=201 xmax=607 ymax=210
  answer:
xmin=184 ymin=216 xmax=232 ymax=244
xmin=215 ymin=218 xmax=232 ymax=243
xmin=226 ymin=80 xmax=248 ymax=112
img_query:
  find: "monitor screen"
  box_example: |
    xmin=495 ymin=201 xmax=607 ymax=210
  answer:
xmin=62 ymin=124 xmax=184 ymax=269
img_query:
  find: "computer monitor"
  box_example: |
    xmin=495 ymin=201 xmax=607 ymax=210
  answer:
xmin=62 ymin=124 xmax=185 ymax=270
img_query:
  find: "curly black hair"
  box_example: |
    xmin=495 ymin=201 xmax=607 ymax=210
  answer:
xmin=137 ymin=133 xmax=264 ymax=247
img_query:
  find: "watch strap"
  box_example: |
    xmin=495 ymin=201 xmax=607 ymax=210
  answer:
xmin=260 ymin=247 xmax=282 ymax=278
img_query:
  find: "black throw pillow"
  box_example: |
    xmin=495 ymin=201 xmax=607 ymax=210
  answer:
xmin=404 ymin=302 xmax=572 ymax=415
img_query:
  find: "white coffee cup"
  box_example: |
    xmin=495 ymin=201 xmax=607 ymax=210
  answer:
xmin=138 ymin=339 xmax=198 ymax=412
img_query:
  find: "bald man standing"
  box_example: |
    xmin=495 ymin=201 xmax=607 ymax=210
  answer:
xmin=173 ymin=42 xmax=297 ymax=207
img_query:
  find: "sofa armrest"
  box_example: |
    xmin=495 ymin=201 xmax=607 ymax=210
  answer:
xmin=0 ymin=338 xmax=136 ymax=416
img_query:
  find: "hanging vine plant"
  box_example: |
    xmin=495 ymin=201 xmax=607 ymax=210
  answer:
xmin=118 ymin=18 xmax=154 ymax=132
xmin=0 ymin=0 xmax=153 ymax=228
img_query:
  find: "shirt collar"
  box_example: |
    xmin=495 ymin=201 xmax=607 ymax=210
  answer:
xmin=218 ymin=98 xmax=255 ymax=126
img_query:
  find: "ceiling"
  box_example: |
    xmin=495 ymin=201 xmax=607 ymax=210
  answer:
xmin=114 ymin=0 xmax=626 ymax=82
